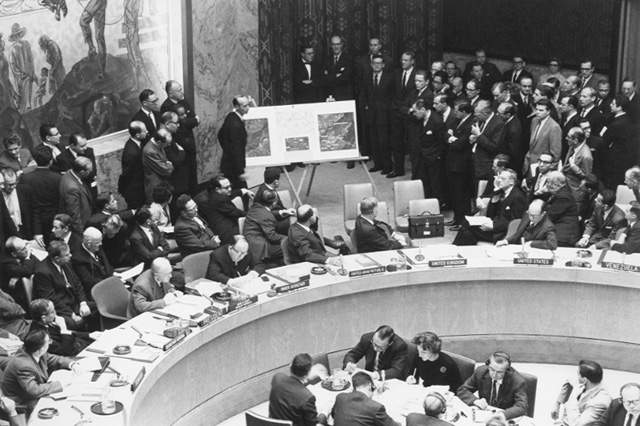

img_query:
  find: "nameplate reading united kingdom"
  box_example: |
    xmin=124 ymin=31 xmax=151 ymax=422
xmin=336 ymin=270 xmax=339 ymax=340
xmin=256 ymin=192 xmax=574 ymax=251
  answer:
xmin=348 ymin=266 xmax=386 ymax=278
xmin=601 ymin=261 xmax=640 ymax=273
xmin=428 ymin=258 xmax=467 ymax=267
xmin=513 ymin=258 xmax=554 ymax=265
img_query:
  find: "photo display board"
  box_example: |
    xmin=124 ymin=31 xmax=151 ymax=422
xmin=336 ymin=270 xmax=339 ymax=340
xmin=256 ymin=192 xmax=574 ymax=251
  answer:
xmin=243 ymin=100 xmax=360 ymax=167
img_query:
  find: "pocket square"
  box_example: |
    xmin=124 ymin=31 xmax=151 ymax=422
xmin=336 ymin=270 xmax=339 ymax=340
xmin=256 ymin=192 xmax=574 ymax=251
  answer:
xmin=426 ymin=130 xmax=433 ymax=135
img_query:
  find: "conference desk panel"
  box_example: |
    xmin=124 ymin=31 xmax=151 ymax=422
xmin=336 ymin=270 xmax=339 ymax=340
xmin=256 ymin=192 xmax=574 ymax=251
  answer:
xmin=126 ymin=258 xmax=640 ymax=426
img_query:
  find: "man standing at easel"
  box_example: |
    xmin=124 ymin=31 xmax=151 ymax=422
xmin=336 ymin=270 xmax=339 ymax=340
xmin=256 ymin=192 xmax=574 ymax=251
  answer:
xmin=218 ymin=95 xmax=256 ymax=191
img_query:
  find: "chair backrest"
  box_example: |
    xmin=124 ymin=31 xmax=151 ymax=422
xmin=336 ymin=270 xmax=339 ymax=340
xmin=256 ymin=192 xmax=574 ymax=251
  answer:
xmin=281 ymin=237 xmax=291 ymax=265
xmin=246 ymin=411 xmax=293 ymax=426
xmin=311 ymin=353 xmax=330 ymax=371
xmin=441 ymin=350 xmax=476 ymax=384
xmin=182 ymin=250 xmax=213 ymax=283
xmin=91 ymin=277 xmax=130 ymax=322
xmin=394 ymin=180 xmax=424 ymax=218
xmin=344 ymin=183 xmax=374 ymax=223
xmin=616 ymin=184 xmax=636 ymax=205
xmin=277 ymin=190 xmax=294 ymax=209
xmin=505 ymin=219 xmax=522 ymax=241
xmin=238 ymin=217 xmax=246 ymax=233
xmin=519 ymin=370 xmax=538 ymax=417
xmin=409 ymin=198 xmax=440 ymax=215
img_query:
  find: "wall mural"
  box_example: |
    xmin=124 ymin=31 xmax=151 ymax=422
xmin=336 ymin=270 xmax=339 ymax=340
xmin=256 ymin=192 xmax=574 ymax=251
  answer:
xmin=0 ymin=0 xmax=173 ymax=150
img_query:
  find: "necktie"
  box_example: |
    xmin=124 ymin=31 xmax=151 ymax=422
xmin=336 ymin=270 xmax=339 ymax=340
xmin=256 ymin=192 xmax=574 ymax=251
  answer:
xmin=402 ymin=70 xmax=407 ymax=88
xmin=374 ymin=73 xmax=379 ymax=86
xmin=334 ymin=54 xmax=339 ymax=65
xmin=533 ymin=121 xmax=542 ymax=141
xmin=148 ymin=111 xmax=156 ymax=128
xmin=59 ymin=266 xmax=71 ymax=288
xmin=625 ymin=414 xmax=634 ymax=426
xmin=565 ymin=147 xmax=575 ymax=164
xmin=374 ymin=351 xmax=381 ymax=373
xmin=490 ymin=380 xmax=498 ymax=405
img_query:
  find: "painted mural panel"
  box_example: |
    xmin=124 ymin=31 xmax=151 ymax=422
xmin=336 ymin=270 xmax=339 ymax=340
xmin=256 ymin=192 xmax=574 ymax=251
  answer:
xmin=0 ymin=0 xmax=174 ymax=149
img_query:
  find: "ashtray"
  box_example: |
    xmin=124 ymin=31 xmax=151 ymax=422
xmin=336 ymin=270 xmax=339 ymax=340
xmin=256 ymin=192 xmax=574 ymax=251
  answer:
xmin=212 ymin=291 xmax=232 ymax=302
xmin=110 ymin=379 xmax=128 ymax=387
xmin=113 ymin=345 xmax=131 ymax=355
xmin=90 ymin=401 xmax=124 ymax=415
xmin=311 ymin=266 xmax=327 ymax=275
xmin=164 ymin=327 xmax=187 ymax=338
xmin=414 ymin=254 xmax=425 ymax=261
xmin=577 ymin=249 xmax=592 ymax=258
xmin=37 ymin=407 xmax=59 ymax=419
xmin=321 ymin=378 xmax=351 ymax=392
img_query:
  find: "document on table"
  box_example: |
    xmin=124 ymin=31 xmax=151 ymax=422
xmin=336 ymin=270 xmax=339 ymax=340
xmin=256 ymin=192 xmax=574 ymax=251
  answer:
xmin=464 ymin=216 xmax=493 ymax=227
xmin=229 ymin=277 xmax=270 ymax=297
xmin=186 ymin=278 xmax=224 ymax=297
xmin=113 ymin=262 xmax=144 ymax=281
xmin=158 ymin=294 xmax=210 ymax=319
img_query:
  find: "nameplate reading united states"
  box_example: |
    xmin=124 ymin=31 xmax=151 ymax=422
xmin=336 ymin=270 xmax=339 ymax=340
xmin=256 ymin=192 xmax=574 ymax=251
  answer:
xmin=513 ymin=258 xmax=554 ymax=265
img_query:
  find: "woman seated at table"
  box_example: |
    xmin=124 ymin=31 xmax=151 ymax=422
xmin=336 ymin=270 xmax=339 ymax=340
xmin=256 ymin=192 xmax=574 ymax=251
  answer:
xmin=406 ymin=332 xmax=462 ymax=391
xmin=1 ymin=329 xmax=75 ymax=415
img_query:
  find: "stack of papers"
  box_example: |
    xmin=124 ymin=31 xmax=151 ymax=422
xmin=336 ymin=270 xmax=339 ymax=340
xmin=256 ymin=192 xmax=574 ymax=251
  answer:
xmin=158 ymin=294 xmax=210 ymax=319
xmin=464 ymin=216 xmax=493 ymax=227
xmin=186 ymin=278 xmax=224 ymax=297
xmin=229 ymin=277 xmax=270 ymax=297
xmin=113 ymin=262 xmax=144 ymax=281
xmin=0 ymin=338 xmax=22 ymax=356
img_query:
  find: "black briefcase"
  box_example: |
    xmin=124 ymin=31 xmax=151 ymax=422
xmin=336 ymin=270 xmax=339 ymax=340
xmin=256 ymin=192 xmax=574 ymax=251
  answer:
xmin=408 ymin=214 xmax=445 ymax=238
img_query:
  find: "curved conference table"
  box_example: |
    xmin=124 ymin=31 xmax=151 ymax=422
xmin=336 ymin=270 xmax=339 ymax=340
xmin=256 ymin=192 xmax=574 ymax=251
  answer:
xmin=30 ymin=246 xmax=640 ymax=425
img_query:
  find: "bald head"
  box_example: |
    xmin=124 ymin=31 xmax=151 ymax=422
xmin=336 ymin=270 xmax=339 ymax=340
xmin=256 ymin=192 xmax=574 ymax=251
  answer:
xmin=151 ymin=258 xmax=172 ymax=283
xmin=83 ymin=227 xmax=102 ymax=241
xmin=528 ymin=199 xmax=544 ymax=217
xmin=82 ymin=227 xmax=103 ymax=253
xmin=73 ymin=156 xmax=93 ymax=177
xmin=296 ymin=204 xmax=315 ymax=224
xmin=423 ymin=393 xmax=446 ymax=417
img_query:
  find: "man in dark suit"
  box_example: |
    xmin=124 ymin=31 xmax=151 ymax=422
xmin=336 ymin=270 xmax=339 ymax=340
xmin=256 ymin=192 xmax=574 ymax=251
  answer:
xmin=118 ymin=121 xmax=147 ymax=209
xmin=407 ymin=393 xmax=454 ymax=426
xmin=363 ymin=54 xmax=394 ymax=174
xmin=467 ymin=64 xmax=492 ymax=100
xmin=470 ymin=100 xmax=505 ymax=192
xmin=343 ymin=325 xmax=408 ymax=380
xmin=29 ymin=298 xmax=91 ymax=357
xmin=218 ymin=95 xmax=252 ymax=190
xmin=579 ymin=60 xmax=599 ymax=91
xmin=142 ymin=128 xmax=174 ymax=203
xmin=130 ymin=88 xmax=161 ymax=144
xmin=446 ymin=101 xmax=473 ymax=229
xmin=243 ymin=190 xmax=285 ymax=265
xmin=205 ymin=236 xmax=265 ymax=284
xmin=454 ymin=169 xmax=528 ymax=245
xmin=611 ymin=202 xmax=640 ymax=254
xmin=323 ymin=35 xmax=353 ymax=101
xmin=603 ymin=95 xmax=636 ymax=188
xmin=462 ymin=49 xmax=501 ymax=86
xmin=194 ymin=176 xmax=247 ymax=245
xmin=32 ymin=241 xmax=93 ymax=330
xmin=58 ymin=157 xmax=94 ymax=234
xmin=606 ymin=382 xmax=640 ymax=426
xmin=457 ymin=351 xmax=528 ymax=419
xmin=354 ymin=197 xmax=405 ymax=253
xmin=128 ymin=208 xmax=171 ymax=268
xmin=332 ymin=372 xmax=398 ymax=426
xmin=622 ymin=79 xmax=640 ymax=126
xmin=559 ymin=95 xmax=581 ymax=160
xmin=513 ymin=76 xmax=535 ymax=142
xmin=39 ymin=123 xmax=63 ymax=166
xmin=578 ymin=119 xmax=606 ymax=182
xmin=502 ymin=56 xmax=533 ymax=84
xmin=2 ymin=329 xmax=73 ymax=415
xmin=0 ymin=258 xmax=31 ymax=338
xmin=269 ymin=353 xmax=328 ymax=426
xmin=70 ymin=227 xmax=113 ymax=298
xmin=127 ymin=257 xmax=182 ymax=318
xmin=1 ymin=168 xmax=35 ymax=240
xmin=596 ymin=80 xmax=613 ymax=117
xmin=577 ymin=189 xmax=627 ymax=248
xmin=497 ymin=102 xmax=524 ymax=176
xmin=52 ymin=134 xmax=97 ymax=181
xmin=293 ymin=45 xmax=322 ymax=104
xmin=434 ymin=93 xmax=457 ymax=130
xmin=414 ymin=102 xmax=446 ymax=201
xmin=390 ymin=51 xmax=417 ymax=174
xmin=287 ymin=205 xmax=339 ymax=266
xmin=255 ymin=167 xmax=294 ymax=234
xmin=496 ymin=199 xmax=558 ymax=250
xmin=1 ymin=236 xmax=37 ymax=318
xmin=159 ymin=111 xmax=189 ymax=196
xmin=405 ymin=70 xmax=434 ymax=179
xmin=355 ymin=38 xmax=392 ymax=94
xmin=173 ymin=194 xmax=220 ymax=256
xmin=579 ymin=87 xmax=605 ymax=136
xmin=542 ymin=171 xmax=580 ymax=247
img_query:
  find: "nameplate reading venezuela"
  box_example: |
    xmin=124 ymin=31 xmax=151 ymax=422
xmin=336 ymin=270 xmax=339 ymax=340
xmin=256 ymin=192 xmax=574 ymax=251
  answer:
xmin=428 ymin=258 xmax=467 ymax=267
xmin=601 ymin=261 xmax=640 ymax=273
xmin=275 ymin=277 xmax=310 ymax=293
xmin=513 ymin=258 xmax=554 ymax=265
xmin=349 ymin=266 xmax=386 ymax=278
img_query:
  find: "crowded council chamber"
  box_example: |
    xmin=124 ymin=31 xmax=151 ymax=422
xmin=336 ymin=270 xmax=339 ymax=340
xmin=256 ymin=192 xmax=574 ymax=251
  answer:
xmin=1 ymin=0 xmax=640 ymax=425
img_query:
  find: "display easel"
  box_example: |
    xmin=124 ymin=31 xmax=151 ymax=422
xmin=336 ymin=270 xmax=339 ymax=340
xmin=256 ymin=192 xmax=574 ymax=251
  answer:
xmin=275 ymin=156 xmax=377 ymax=206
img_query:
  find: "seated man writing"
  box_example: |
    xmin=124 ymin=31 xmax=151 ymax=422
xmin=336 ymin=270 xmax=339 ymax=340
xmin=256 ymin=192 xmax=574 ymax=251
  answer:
xmin=205 ymin=235 xmax=265 ymax=284
xmin=457 ymin=351 xmax=528 ymax=419
xmin=454 ymin=169 xmax=528 ymax=245
xmin=127 ymin=257 xmax=183 ymax=317
xmin=354 ymin=197 xmax=406 ymax=253
xmin=343 ymin=325 xmax=408 ymax=380
xmin=496 ymin=199 xmax=558 ymax=250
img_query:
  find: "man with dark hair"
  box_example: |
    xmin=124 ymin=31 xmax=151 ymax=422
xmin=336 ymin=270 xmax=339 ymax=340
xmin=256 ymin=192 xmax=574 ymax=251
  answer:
xmin=354 ymin=196 xmax=405 ymax=253
xmin=363 ymin=54 xmax=394 ymax=175
xmin=2 ymin=329 xmax=74 ymax=414
xmin=118 ymin=120 xmax=147 ymax=209
xmin=53 ymin=134 xmax=97 ymax=186
xmin=19 ymin=145 xmax=60 ymax=245
xmin=159 ymin=110 xmax=188 ymax=196
xmin=142 ymin=128 xmax=174 ymax=202
xmin=293 ymin=45 xmax=322 ymax=104
xmin=194 ymin=175 xmax=248 ymax=245
xmin=0 ymin=133 xmax=35 ymax=175
xmin=552 ymin=360 xmax=611 ymax=426
xmin=578 ymin=119 xmax=606 ymax=181
xmin=463 ymin=48 xmax=501 ymax=86
xmin=579 ymin=87 xmax=604 ymax=136
xmin=129 ymin=207 xmax=171 ymax=268
xmin=579 ymin=60 xmax=598 ymax=91
xmin=269 ymin=353 xmax=328 ymax=425
xmin=130 ymin=88 xmax=160 ymax=141
xmin=243 ymin=189 xmax=286 ymax=265
xmin=407 ymin=393 xmax=453 ymax=426
xmin=523 ymin=99 xmax=562 ymax=174
xmin=205 ymin=235 xmax=265 ymax=284
xmin=58 ymin=156 xmax=94 ymax=233
xmin=0 ymin=252 xmax=31 ymax=338
xmin=331 ymin=371 xmax=397 ymax=426
xmin=603 ymin=94 xmax=636 ymax=188
xmin=458 ymin=351 xmax=528 ymax=419
xmin=621 ymin=79 xmax=640 ymax=125
xmin=596 ymin=79 xmax=612 ymax=116
xmin=390 ymin=51 xmax=417 ymax=172
xmin=611 ymin=202 xmax=640 ymax=254
xmin=606 ymin=382 xmax=640 ymax=426
xmin=29 ymin=298 xmax=92 ymax=356
xmin=39 ymin=123 xmax=62 ymax=160
xmin=33 ymin=240 xmax=93 ymax=330
xmin=502 ymin=55 xmax=533 ymax=84
xmin=413 ymin=98 xmax=446 ymax=202
xmin=406 ymin=70 xmax=435 ymax=179
xmin=513 ymin=76 xmax=535 ymax=137
xmin=577 ymin=189 xmax=626 ymax=248
xmin=446 ymin=101 xmax=474 ymax=229
xmin=497 ymin=101 xmax=524 ymax=176
xmin=218 ymin=95 xmax=252 ymax=190
xmin=85 ymin=192 xmax=132 ymax=229
xmin=343 ymin=325 xmax=408 ymax=380
xmin=173 ymin=194 xmax=220 ymax=256
xmin=255 ymin=167 xmax=294 ymax=234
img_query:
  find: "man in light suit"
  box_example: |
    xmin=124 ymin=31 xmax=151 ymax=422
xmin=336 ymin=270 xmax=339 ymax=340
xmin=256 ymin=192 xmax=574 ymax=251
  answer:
xmin=606 ymin=383 xmax=640 ymax=426
xmin=127 ymin=257 xmax=182 ymax=318
xmin=523 ymin=99 xmax=562 ymax=175
xmin=577 ymin=189 xmax=627 ymax=248
xmin=287 ymin=205 xmax=340 ymax=266
xmin=354 ymin=197 xmax=406 ymax=253
xmin=407 ymin=393 xmax=454 ymax=426
xmin=119 ymin=121 xmax=147 ymax=209
xmin=552 ymin=360 xmax=611 ymax=426
xmin=142 ymin=128 xmax=174 ymax=203
xmin=58 ymin=157 xmax=94 ymax=234
xmin=173 ymin=194 xmax=220 ymax=256
xmin=331 ymin=372 xmax=398 ymax=426
xmin=562 ymin=127 xmax=593 ymax=213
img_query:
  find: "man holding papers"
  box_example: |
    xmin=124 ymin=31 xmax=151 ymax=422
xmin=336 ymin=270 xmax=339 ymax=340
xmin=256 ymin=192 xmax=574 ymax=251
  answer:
xmin=205 ymin=235 xmax=265 ymax=284
xmin=127 ymin=257 xmax=183 ymax=318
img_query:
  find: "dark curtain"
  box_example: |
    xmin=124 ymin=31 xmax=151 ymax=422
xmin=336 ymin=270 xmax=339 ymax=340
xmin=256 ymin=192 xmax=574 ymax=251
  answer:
xmin=258 ymin=0 xmax=443 ymax=106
